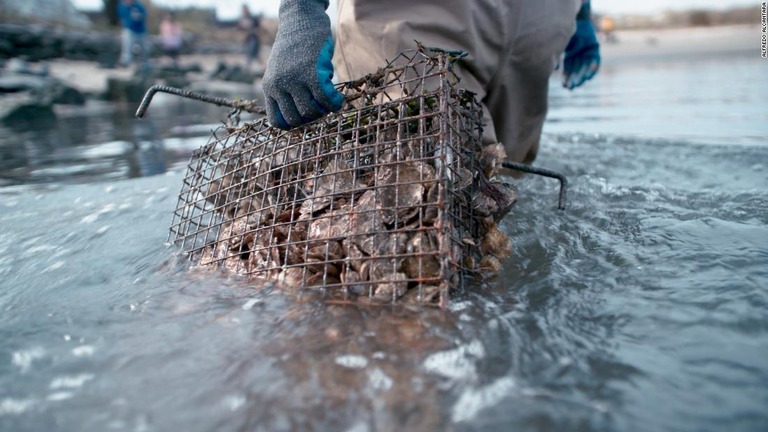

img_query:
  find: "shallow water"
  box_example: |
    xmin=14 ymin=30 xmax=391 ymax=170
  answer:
xmin=1 ymin=54 xmax=767 ymax=431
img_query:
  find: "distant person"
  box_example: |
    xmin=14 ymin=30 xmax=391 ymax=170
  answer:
xmin=239 ymin=4 xmax=262 ymax=70
xmin=600 ymin=15 xmax=617 ymax=43
xmin=159 ymin=12 xmax=184 ymax=68
xmin=118 ymin=0 xmax=149 ymax=69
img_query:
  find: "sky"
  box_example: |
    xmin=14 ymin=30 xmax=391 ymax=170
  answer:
xmin=71 ymin=0 xmax=758 ymax=20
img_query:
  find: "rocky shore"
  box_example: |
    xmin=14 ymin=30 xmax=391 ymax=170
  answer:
xmin=0 ymin=23 xmax=120 ymax=64
xmin=0 ymin=22 xmax=268 ymax=124
xmin=1 ymin=22 xmax=755 ymax=124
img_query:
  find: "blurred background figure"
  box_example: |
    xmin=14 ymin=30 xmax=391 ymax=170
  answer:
xmin=117 ymin=0 xmax=149 ymax=70
xmin=159 ymin=11 xmax=184 ymax=68
xmin=599 ymin=15 xmax=617 ymax=43
xmin=239 ymin=3 xmax=262 ymax=70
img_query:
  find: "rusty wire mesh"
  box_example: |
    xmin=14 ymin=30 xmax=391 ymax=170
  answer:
xmin=168 ymin=47 xmax=515 ymax=306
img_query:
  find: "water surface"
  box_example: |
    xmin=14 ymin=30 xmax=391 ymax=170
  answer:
xmin=1 ymin=53 xmax=767 ymax=431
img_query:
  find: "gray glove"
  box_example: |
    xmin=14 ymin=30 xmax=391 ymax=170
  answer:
xmin=262 ymin=0 xmax=344 ymax=129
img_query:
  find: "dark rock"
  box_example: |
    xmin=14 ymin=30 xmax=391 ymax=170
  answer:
xmin=209 ymin=62 xmax=259 ymax=84
xmin=0 ymin=91 xmax=55 ymax=123
xmin=164 ymin=76 xmax=191 ymax=89
xmin=0 ymin=74 xmax=50 ymax=93
xmin=184 ymin=63 xmax=203 ymax=74
xmin=0 ymin=72 xmax=85 ymax=106
xmin=51 ymin=85 xmax=86 ymax=105
xmin=0 ymin=24 xmax=119 ymax=63
xmin=0 ymin=39 xmax=13 ymax=57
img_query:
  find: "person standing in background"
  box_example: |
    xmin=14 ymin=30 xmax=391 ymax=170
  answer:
xmin=239 ymin=4 xmax=262 ymax=70
xmin=117 ymin=0 xmax=149 ymax=70
xmin=159 ymin=12 xmax=184 ymax=68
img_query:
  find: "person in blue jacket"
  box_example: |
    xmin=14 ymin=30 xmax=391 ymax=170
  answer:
xmin=262 ymin=0 xmax=600 ymax=165
xmin=118 ymin=0 xmax=149 ymax=69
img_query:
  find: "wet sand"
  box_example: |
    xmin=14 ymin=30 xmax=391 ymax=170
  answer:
xmin=45 ymin=52 xmax=264 ymax=96
xmin=601 ymin=24 xmax=758 ymax=64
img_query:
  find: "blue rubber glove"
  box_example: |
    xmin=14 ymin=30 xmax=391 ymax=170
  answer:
xmin=563 ymin=1 xmax=600 ymax=90
xmin=262 ymin=0 xmax=344 ymax=129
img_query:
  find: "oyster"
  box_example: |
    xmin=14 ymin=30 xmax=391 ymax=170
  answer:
xmin=347 ymin=190 xmax=386 ymax=255
xmin=371 ymin=271 xmax=409 ymax=301
xmin=403 ymin=231 xmax=442 ymax=281
xmin=477 ymin=255 xmax=502 ymax=273
xmin=307 ymin=210 xmax=352 ymax=244
xmin=300 ymin=160 xmax=365 ymax=216
xmin=480 ymin=223 xmax=512 ymax=259
xmin=479 ymin=143 xmax=506 ymax=179
xmin=376 ymin=161 xmax=433 ymax=225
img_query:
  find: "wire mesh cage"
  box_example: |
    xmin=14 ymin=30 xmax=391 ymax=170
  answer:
xmin=167 ymin=46 xmax=517 ymax=306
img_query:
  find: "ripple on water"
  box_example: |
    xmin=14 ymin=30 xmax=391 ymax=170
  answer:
xmin=0 ymin=398 xmax=36 ymax=416
xmin=11 ymin=347 xmax=46 ymax=373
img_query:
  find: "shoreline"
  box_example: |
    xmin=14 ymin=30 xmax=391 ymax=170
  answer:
xmin=4 ymin=24 xmax=759 ymax=108
xmin=600 ymin=24 xmax=759 ymax=65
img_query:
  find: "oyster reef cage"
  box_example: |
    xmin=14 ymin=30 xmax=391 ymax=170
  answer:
xmin=168 ymin=47 xmax=498 ymax=306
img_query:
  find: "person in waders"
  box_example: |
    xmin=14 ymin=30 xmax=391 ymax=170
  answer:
xmin=262 ymin=0 xmax=600 ymax=165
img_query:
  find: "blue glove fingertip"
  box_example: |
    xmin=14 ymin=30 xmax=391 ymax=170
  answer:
xmin=316 ymin=37 xmax=344 ymax=111
xmin=268 ymin=102 xmax=290 ymax=129
xmin=275 ymin=109 xmax=290 ymax=129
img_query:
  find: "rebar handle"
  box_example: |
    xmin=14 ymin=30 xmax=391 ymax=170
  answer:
xmin=135 ymin=85 xmax=266 ymax=119
xmin=502 ymin=161 xmax=568 ymax=210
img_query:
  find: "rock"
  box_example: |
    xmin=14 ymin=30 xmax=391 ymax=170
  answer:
xmin=0 ymin=91 xmax=54 ymax=123
xmin=0 ymin=72 xmax=85 ymax=106
xmin=51 ymin=84 xmax=85 ymax=105
xmin=0 ymin=24 xmax=119 ymax=63
xmin=210 ymin=62 xmax=261 ymax=84
xmin=163 ymin=76 xmax=191 ymax=89
xmin=0 ymin=74 xmax=49 ymax=92
xmin=184 ymin=63 xmax=203 ymax=74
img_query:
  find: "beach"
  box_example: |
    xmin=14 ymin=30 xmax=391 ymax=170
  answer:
xmin=36 ymin=24 xmax=759 ymax=100
xmin=600 ymin=24 xmax=759 ymax=64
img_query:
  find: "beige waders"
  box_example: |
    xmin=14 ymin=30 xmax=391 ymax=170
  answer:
xmin=333 ymin=0 xmax=580 ymax=164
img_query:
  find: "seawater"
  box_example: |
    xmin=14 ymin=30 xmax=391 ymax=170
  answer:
xmin=1 ymin=53 xmax=767 ymax=431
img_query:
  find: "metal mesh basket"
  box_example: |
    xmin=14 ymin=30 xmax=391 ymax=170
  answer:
xmin=167 ymin=47 xmax=517 ymax=306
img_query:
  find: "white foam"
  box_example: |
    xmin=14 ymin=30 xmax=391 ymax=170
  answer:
xmin=72 ymin=345 xmax=95 ymax=357
xmin=47 ymin=392 xmax=74 ymax=402
xmin=222 ymin=394 xmax=246 ymax=412
xmin=451 ymin=377 xmax=517 ymax=423
xmin=423 ymin=340 xmax=485 ymax=380
xmin=12 ymin=347 xmax=46 ymax=372
xmin=50 ymin=374 xmax=94 ymax=389
xmin=335 ymin=355 xmax=369 ymax=369
xmin=242 ymin=298 xmax=262 ymax=311
xmin=367 ymin=368 xmax=393 ymax=391
xmin=0 ymin=398 xmax=35 ymax=415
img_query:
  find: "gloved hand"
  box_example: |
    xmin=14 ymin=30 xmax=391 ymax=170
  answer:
xmin=262 ymin=0 xmax=344 ymax=129
xmin=563 ymin=1 xmax=600 ymax=90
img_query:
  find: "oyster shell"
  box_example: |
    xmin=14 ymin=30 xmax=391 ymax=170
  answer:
xmin=403 ymin=231 xmax=442 ymax=280
xmin=480 ymin=223 xmax=512 ymax=259
xmin=376 ymin=161 xmax=433 ymax=225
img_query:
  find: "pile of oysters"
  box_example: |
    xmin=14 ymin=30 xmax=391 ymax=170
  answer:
xmin=175 ymin=58 xmax=518 ymax=304
xmin=191 ymin=120 xmax=516 ymax=305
